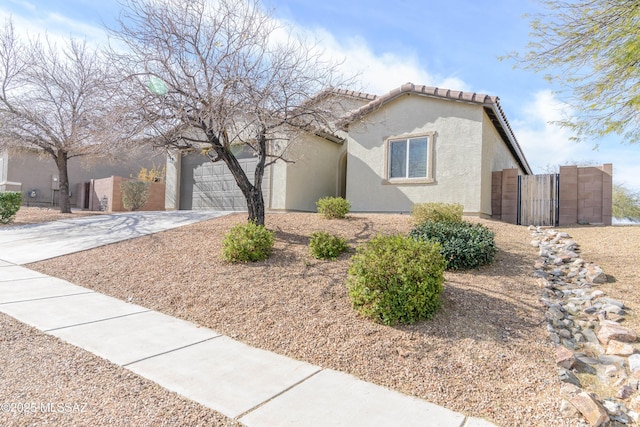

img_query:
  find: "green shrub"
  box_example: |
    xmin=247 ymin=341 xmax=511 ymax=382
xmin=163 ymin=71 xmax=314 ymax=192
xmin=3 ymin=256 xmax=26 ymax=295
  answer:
xmin=0 ymin=192 xmax=22 ymax=224
xmin=316 ymin=196 xmax=351 ymax=219
xmin=411 ymin=202 xmax=463 ymax=224
xmin=121 ymin=180 xmax=151 ymax=211
xmin=309 ymin=231 xmax=349 ymax=260
xmin=222 ymin=222 xmax=275 ymax=262
xmin=409 ymin=220 xmax=497 ymax=270
xmin=346 ymin=234 xmax=446 ymax=325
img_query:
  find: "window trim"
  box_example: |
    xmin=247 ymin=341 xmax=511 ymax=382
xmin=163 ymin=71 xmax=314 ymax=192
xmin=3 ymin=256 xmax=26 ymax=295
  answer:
xmin=383 ymin=131 xmax=435 ymax=184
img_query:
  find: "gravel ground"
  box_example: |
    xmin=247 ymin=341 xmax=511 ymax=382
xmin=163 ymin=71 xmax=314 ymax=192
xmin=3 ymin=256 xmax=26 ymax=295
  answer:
xmin=0 ymin=313 xmax=241 ymax=427
xmin=8 ymin=207 xmax=638 ymax=426
xmin=1 ymin=207 xmax=102 ymax=227
xmin=557 ymin=225 xmax=640 ymax=334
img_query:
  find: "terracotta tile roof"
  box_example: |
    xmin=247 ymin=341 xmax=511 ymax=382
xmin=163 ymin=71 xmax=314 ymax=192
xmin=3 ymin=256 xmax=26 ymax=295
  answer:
xmin=327 ymin=88 xmax=378 ymax=102
xmin=337 ymin=82 xmax=532 ymax=175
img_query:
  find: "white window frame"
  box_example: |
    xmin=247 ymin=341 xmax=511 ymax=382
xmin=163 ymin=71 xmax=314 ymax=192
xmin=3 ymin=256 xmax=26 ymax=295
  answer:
xmin=383 ymin=131 xmax=435 ymax=184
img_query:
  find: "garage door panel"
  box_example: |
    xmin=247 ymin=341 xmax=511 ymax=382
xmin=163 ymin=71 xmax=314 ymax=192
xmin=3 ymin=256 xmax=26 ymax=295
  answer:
xmin=180 ymin=153 xmax=269 ymax=210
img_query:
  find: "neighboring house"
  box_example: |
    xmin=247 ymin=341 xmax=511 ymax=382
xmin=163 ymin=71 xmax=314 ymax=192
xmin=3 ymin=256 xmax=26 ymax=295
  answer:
xmin=0 ymin=148 xmax=166 ymax=209
xmin=165 ymin=83 xmax=532 ymax=217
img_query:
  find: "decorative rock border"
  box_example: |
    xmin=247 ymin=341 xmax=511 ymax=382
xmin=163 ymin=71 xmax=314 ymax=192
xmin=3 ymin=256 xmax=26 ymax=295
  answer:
xmin=531 ymin=227 xmax=640 ymax=426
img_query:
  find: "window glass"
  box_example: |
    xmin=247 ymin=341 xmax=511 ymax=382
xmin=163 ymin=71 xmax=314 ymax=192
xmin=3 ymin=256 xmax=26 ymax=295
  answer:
xmin=389 ymin=140 xmax=407 ymax=178
xmin=408 ymin=137 xmax=428 ymax=178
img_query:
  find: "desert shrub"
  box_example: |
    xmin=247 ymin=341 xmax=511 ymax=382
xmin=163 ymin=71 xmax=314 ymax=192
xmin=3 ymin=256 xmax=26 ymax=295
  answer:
xmin=409 ymin=220 xmax=496 ymax=270
xmin=309 ymin=231 xmax=349 ymax=260
xmin=137 ymin=163 xmax=166 ymax=183
xmin=0 ymin=192 xmax=22 ymax=224
xmin=411 ymin=202 xmax=463 ymax=224
xmin=222 ymin=222 xmax=275 ymax=262
xmin=316 ymin=196 xmax=350 ymax=219
xmin=121 ymin=180 xmax=151 ymax=211
xmin=346 ymin=234 xmax=446 ymax=325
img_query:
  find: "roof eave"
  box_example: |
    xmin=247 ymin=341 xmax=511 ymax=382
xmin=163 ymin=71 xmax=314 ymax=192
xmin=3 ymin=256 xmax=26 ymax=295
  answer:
xmin=484 ymin=103 xmax=532 ymax=175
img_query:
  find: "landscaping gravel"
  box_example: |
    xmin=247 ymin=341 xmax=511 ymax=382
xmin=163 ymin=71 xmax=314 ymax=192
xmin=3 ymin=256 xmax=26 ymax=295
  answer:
xmin=0 ymin=312 xmax=241 ymax=427
xmin=26 ymin=210 xmax=591 ymax=427
xmin=7 ymin=207 xmax=638 ymax=426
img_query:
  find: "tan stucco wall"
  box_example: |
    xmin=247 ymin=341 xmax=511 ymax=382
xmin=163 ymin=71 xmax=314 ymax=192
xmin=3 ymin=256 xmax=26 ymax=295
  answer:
xmin=480 ymin=113 xmax=526 ymax=215
xmin=270 ymin=134 xmax=343 ymax=211
xmin=6 ymin=148 xmax=165 ymax=208
xmin=165 ymin=151 xmax=181 ymax=210
xmin=345 ymin=95 xmax=486 ymax=213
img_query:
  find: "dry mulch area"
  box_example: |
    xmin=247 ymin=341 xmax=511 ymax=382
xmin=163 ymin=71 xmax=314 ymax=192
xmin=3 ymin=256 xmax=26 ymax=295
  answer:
xmin=556 ymin=225 xmax=640 ymax=334
xmin=1 ymin=207 xmax=101 ymax=227
xmin=0 ymin=312 xmax=241 ymax=427
xmin=27 ymin=212 xmax=583 ymax=427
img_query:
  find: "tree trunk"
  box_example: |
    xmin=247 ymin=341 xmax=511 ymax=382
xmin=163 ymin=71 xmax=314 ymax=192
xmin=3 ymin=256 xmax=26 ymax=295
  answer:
xmin=246 ymin=185 xmax=265 ymax=226
xmin=210 ymin=131 xmax=267 ymax=226
xmin=55 ymin=151 xmax=72 ymax=214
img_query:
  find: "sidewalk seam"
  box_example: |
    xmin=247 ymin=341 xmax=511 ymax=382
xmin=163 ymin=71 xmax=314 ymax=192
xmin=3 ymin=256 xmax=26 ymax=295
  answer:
xmin=0 ymin=291 xmax=95 ymax=306
xmin=122 ymin=335 xmax=223 ymax=367
xmin=43 ymin=309 xmax=152 ymax=332
xmin=235 ymin=368 xmax=323 ymax=421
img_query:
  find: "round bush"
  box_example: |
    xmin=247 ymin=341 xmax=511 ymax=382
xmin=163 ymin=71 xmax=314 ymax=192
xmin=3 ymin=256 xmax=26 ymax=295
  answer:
xmin=309 ymin=231 xmax=349 ymax=260
xmin=409 ymin=220 xmax=497 ymax=270
xmin=316 ymin=196 xmax=350 ymax=219
xmin=346 ymin=234 xmax=446 ymax=325
xmin=410 ymin=202 xmax=463 ymax=224
xmin=0 ymin=192 xmax=22 ymax=224
xmin=222 ymin=222 xmax=275 ymax=262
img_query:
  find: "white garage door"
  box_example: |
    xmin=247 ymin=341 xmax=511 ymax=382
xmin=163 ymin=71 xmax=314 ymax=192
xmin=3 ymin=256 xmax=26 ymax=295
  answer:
xmin=180 ymin=152 xmax=269 ymax=211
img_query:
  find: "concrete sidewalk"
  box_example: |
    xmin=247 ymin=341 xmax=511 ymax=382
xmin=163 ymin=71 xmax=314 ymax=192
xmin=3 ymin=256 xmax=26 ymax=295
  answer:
xmin=0 ymin=212 xmax=497 ymax=426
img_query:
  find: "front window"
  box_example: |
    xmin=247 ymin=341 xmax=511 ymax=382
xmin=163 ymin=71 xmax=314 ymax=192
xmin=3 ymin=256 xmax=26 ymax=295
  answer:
xmin=386 ymin=133 xmax=434 ymax=183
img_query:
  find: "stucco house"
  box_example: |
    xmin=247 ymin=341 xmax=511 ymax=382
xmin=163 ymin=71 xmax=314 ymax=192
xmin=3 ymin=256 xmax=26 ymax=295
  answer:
xmin=165 ymin=83 xmax=532 ymax=217
xmin=0 ymin=148 xmax=165 ymax=209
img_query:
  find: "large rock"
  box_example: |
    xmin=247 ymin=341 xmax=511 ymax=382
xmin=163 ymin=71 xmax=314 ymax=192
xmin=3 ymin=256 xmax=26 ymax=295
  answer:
xmin=597 ymin=320 xmax=637 ymax=345
xmin=570 ymin=392 xmax=610 ymax=426
xmin=581 ymin=328 xmax=600 ymax=344
xmin=559 ymin=368 xmax=582 ymax=387
xmin=606 ymin=340 xmax=637 ymax=356
xmin=586 ymin=264 xmax=607 ymax=284
xmin=629 ymin=354 xmax=640 ymax=373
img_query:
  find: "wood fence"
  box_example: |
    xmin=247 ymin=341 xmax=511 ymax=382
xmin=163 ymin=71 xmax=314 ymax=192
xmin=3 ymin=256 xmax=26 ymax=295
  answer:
xmin=518 ymin=174 xmax=559 ymax=226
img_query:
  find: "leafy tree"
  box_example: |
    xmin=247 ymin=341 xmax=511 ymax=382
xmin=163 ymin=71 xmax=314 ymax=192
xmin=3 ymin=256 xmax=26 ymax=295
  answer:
xmin=613 ymin=184 xmax=640 ymax=219
xmin=0 ymin=20 xmax=126 ymax=213
xmin=508 ymin=0 xmax=640 ymax=143
xmin=110 ymin=0 xmax=349 ymax=225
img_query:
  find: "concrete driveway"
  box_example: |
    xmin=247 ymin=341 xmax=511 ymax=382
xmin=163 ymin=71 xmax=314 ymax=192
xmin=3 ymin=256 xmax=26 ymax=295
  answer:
xmin=0 ymin=210 xmax=231 ymax=265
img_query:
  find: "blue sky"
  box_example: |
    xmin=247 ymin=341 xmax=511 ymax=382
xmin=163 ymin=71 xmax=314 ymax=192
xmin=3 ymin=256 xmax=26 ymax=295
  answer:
xmin=3 ymin=0 xmax=640 ymax=191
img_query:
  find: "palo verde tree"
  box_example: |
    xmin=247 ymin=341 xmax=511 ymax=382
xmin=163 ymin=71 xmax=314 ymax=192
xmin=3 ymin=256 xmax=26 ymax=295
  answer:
xmin=508 ymin=0 xmax=640 ymax=143
xmin=0 ymin=19 xmax=125 ymax=213
xmin=110 ymin=0 xmax=348 ymax=226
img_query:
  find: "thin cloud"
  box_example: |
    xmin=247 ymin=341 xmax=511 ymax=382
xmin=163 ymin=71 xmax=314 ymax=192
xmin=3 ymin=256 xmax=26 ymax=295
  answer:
xmin=512 ymin=90 xmax=584 ymax=173
xmin=286 ymin=23 xmax=470 ymax=95
xmin=0 ymin=6 xmax=107 ymax=47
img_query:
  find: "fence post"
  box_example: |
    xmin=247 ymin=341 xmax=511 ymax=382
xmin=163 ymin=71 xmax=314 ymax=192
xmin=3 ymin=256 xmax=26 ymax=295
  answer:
xmin=501 ymin=168 xmax=519 ymax=224
xmin=491 ymin=171 xmax=503 ymax=220
xmin=559 ymin=166 xmax=578 ymax=226
xmin=601 ymin=163 xmax=613 ymax=226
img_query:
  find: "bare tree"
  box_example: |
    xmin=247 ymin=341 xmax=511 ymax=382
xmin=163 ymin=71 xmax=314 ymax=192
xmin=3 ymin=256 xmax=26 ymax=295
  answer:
xmin=110 ymin=0 xmax=349 ymax=225
xmin=0 ymin=19 xmax=125 ymax=213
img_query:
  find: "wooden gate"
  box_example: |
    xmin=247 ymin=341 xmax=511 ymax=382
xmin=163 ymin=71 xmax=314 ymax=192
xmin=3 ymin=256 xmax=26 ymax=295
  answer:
xmin=517 ymin=174 xmax=560 ymax=226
